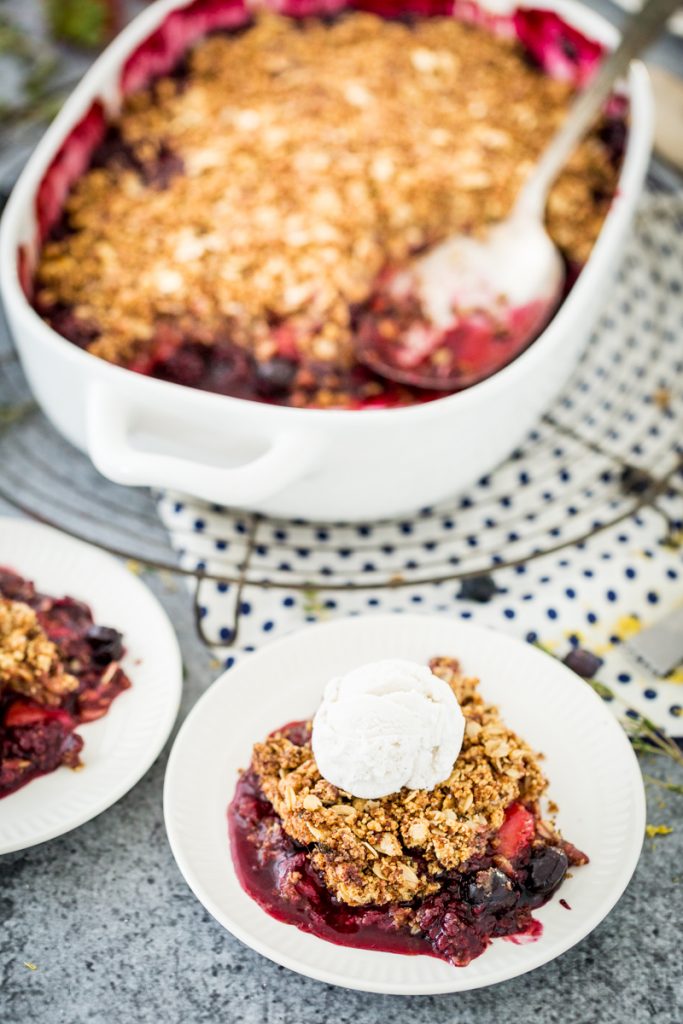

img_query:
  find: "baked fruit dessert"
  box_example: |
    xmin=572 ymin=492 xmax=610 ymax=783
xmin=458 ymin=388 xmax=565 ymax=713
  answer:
xmin=228 ymin=656 xmax=588 ymax=966
xmin=0 ymin=568 xmax=131 ymax=798
xmin=33 ymin=2 xmax=626 ymax=409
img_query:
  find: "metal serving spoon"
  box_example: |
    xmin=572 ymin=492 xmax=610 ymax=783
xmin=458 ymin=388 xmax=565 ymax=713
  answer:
xmin=357 ymin=0 xmax=679 ymax=391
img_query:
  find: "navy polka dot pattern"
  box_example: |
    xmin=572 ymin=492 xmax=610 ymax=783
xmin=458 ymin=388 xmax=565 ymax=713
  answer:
xmin=157 ymin=196 xmax=683 ymax=729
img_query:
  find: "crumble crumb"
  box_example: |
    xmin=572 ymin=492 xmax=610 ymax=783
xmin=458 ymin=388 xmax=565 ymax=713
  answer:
xmin=251 ymin=656 xmax=548 ymax=906
xmin=0 ymin=598 xmax=78 ymax=705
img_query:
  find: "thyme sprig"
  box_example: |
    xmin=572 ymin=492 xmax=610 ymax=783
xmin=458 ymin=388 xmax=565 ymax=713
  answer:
xmin=0 ymin=402 xmax=36 ymax=428
xmin=0 ymin=16 xmax=59 ymax=117
xmin=642 ymin=775 xmax=683 ymax=797
xmin=584 ymin=677 xmax=683 ymax=771
xmin=302 ymin=588 xmax=326 ymax=617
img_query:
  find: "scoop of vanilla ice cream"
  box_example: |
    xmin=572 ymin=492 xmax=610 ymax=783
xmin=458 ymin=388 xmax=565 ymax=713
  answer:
xmin=311 ymin=659 xmax=465 ymax=799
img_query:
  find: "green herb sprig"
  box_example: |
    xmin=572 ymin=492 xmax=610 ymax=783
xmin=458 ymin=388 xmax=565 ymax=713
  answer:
xmin=0 ymin=402 xmax=36 ymax=428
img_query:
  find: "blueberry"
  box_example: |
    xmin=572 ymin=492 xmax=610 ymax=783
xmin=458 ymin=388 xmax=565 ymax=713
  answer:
xmin=154 ymin=345 xmax=207 ymax=387
xmin=86 ymin=626 xmax=124 ymax=665
xmin=255 ymin=357 xmax=298 ymax=397
xmin=560 ymin=36 xmax=578 ymax=60
xmin=46 ymin=306 xmax=100 ymax=350
xmin=204 ymin=345 xmax=250 ymax=393
xmin=525 ymin=847 xmax=568 ymax=897
xmin=142 ymin=145 xmax=184 ymax=190
xmin=457 ymin=574 xmax=498 ymax=603
xmin=599 ymin=118 xmax=627 ymax=166
xmin=619 ymin=464 xmax=653 ymax=497
xmin=562 ymin=647 xmax=603 ymax=678
xmin=90 ymin=131 xmax=140 ymax=175
xmin=465 ymin=868 xmax=517 ymax=913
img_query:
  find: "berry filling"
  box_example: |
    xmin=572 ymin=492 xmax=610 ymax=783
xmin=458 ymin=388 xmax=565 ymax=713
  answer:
xmin=228 ymin=720 xmax=588 ymax=967
xmin=0 ymin=568 xmax=132 ymax=797
xmin=513 ymin=8 xmax=605 ymax=87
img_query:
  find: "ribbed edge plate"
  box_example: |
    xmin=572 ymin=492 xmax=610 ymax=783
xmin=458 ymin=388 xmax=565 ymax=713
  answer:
xmin=163 ymin=614 xmax=645 ymax=994
xmin=0 ymin=518 xmax=182 ymax=853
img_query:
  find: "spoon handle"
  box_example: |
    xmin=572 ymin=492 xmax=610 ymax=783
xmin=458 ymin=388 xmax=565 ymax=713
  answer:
xmin=518 ymin=0 xmax=679 ymax=217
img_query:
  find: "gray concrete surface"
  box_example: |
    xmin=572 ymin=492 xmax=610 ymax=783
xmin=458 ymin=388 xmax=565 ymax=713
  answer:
xmin=1 ymin=2 xmax=682 ymax=1020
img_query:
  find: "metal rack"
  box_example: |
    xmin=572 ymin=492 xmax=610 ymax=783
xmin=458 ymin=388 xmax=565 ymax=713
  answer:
xmin=1 ymin=184 xmax=682 ymax=647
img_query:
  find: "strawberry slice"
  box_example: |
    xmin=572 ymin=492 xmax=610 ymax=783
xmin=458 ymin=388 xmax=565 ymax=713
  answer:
xmin=495 ymin=803 xmax=536 ymax=860
xmin=4 ymin=701 xmax=74 ymax=730
xmin=4 ymin=702 xmax=49 ymax=728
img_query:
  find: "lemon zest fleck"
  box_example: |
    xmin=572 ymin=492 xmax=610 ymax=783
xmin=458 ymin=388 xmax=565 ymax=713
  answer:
xmin=613 ymin=615 xmax=641 ymax=641
xmin=645 ymin=824 xmax=673 ymax=838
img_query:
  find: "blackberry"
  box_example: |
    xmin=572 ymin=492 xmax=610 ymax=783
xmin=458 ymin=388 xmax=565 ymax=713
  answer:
xmin=525 ymin=847 xmax=568 ymax=897
xmin=457 ymin=574 xmax=498 ymax=603
xmin=86 ymin=625 xmax=124 ymax=665
xmin=563 ymin=647 xmax=603 ymax=679
xmin=255 ymin=357 xmax=298 ymax=397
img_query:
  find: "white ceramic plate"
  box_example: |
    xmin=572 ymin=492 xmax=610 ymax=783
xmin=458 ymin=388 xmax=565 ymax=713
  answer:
xmin=0 ymin=517 xmax=182 ymax=853
xmin=164 ymin=614 xmax=645 ymax=995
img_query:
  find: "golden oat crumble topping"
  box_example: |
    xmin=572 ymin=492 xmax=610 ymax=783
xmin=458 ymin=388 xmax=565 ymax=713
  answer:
xmin=250 ymin=657 xmax=547 ymax=907
xmin=36 ymin=12 xmax=619 ymax=395
xmin=0 ymin=598 xmax=78 ymax=705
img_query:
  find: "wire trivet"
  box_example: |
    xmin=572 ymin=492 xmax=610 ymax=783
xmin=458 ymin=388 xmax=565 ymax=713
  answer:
xmin=1 ymin=190 xmax=682 ymax=647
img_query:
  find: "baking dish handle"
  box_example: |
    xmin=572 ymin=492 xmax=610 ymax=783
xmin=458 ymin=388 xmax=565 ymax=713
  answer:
xmin=85 ymin=383 xmax=322 ymax=505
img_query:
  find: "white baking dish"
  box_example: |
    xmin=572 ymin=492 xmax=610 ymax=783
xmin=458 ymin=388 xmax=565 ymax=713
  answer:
xmin=0 ymin=0 xmax=652 ymax=522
